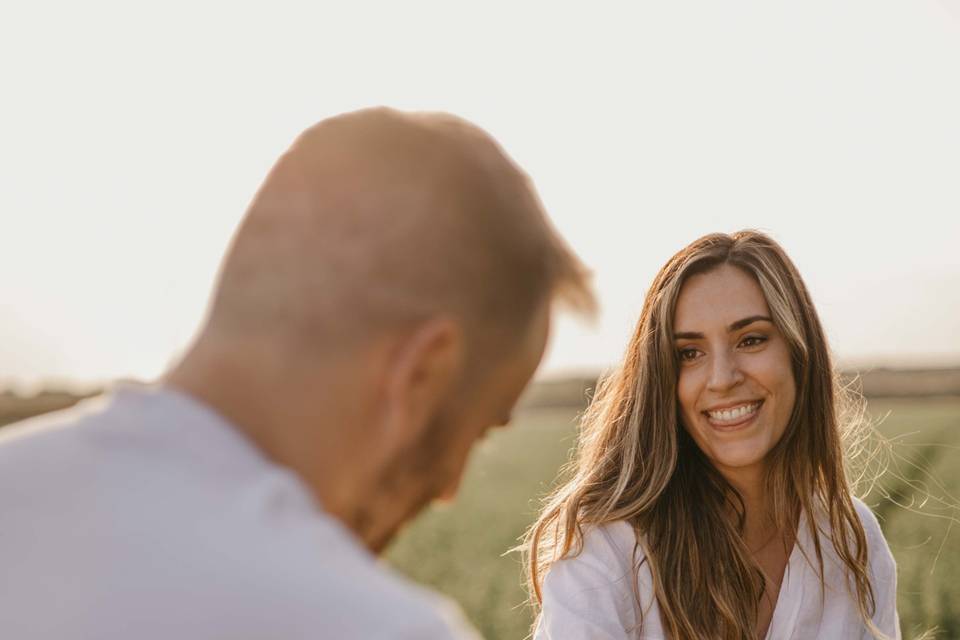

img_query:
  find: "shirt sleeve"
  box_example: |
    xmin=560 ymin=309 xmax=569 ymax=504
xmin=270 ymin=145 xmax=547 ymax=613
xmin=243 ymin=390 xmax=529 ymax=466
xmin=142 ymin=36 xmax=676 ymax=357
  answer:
xmin=854 ymin=499 xmax=901 ymax=640
xmin=535 ymin=523 xmax=647 ymax=640
xmin=869 ymin=532 xmax=900 ymax=640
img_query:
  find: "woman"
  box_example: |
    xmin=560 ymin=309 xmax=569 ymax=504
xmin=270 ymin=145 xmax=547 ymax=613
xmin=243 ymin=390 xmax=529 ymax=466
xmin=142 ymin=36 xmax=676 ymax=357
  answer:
xmin=526 ymin=231 xmax=899 ymax=639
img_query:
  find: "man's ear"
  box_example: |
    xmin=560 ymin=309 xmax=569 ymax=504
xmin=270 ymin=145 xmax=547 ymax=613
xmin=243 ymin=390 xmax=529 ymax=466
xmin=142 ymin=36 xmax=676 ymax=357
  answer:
xmin=379 ymin=317 xmax=466 ymax=447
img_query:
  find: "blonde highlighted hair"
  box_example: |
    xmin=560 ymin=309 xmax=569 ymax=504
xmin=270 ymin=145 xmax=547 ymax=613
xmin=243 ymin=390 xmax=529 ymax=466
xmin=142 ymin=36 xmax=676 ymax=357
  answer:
xmin=526 ymin=230 xmax=885 ymax=639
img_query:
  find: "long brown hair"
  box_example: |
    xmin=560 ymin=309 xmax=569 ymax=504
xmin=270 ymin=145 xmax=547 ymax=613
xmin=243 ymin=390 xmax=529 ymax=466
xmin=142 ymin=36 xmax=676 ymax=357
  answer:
xmin=526 ymin=230 xmax=883 ymax=639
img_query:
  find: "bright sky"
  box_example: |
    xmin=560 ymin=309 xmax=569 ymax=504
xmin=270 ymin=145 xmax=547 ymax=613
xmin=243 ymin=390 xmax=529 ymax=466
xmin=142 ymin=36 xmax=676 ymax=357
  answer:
xmin=2 ymin=1 xmax=959 ymax=388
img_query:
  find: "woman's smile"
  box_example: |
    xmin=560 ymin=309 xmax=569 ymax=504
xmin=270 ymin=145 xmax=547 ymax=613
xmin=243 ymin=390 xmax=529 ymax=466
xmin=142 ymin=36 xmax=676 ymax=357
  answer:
xmin=703 ymin=399 xmax=764 ymax=429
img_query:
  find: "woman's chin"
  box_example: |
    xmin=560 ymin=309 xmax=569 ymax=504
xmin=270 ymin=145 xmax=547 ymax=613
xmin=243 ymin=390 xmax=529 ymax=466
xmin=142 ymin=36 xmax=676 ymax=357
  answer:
xmin=705 ymin=442 xmax=770 ymax=473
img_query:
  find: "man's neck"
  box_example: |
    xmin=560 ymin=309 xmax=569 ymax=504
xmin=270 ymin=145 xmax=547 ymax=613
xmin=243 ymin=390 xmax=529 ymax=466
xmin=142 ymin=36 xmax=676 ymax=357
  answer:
xmin=163 ymin=341 xmax=398 ymax=554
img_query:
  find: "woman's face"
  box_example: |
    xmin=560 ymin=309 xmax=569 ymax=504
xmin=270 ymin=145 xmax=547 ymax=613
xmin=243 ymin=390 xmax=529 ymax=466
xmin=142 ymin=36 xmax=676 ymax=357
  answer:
xmin=673 ymin=264 xmax=796 ymax=480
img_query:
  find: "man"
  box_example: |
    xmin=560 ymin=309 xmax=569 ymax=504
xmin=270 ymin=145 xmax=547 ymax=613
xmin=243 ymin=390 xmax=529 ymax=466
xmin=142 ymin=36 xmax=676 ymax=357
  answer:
xmin=0 ymin=108 xmax=595 ymax=638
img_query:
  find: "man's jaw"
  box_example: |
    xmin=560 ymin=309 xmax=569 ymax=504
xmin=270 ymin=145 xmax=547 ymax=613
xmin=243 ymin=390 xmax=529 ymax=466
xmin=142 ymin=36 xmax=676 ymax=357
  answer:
xmin=352 ymin=473 xmax=446 ymax=555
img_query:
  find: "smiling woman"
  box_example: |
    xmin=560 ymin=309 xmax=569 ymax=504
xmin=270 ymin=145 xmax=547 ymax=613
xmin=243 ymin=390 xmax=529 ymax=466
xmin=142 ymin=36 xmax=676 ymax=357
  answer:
xmin=674 ymin=266 xmax=797 ymax=483
xmin=525 ymin=230 xmax=900 ymax=640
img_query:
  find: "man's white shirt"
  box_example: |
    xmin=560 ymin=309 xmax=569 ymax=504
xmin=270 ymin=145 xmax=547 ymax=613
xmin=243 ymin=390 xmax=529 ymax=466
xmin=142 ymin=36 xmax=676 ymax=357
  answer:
xmin=0 ymin=383 xmax=480 ymax=639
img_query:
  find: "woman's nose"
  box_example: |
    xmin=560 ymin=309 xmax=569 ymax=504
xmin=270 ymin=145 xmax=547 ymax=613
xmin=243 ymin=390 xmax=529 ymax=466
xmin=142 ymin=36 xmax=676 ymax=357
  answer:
xmin=706 ymin=351 xmax=744 ymax=392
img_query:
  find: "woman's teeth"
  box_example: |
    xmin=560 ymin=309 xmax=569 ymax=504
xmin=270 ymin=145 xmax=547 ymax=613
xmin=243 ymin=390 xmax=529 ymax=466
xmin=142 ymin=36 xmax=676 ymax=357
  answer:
xmin=707 ymin=402 xmax=760 ymax=422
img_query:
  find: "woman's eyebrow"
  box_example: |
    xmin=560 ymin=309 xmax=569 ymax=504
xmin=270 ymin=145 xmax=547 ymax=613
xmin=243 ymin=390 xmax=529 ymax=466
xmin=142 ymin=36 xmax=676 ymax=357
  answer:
xmin=728 ymin=315 xmax=772 ymax=332
xmin=674 ymin=315 xmax=772 ymax=340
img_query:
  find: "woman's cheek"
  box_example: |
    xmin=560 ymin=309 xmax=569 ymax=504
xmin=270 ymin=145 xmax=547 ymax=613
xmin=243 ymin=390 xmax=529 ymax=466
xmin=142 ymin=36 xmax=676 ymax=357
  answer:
xmin=676 ymin=368 xmax=701 ymax=426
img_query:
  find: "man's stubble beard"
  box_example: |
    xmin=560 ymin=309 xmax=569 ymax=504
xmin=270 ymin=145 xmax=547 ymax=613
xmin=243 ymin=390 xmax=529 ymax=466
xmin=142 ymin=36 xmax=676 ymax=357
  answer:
xmin=355 ymin=415 xmax=459 ymax=554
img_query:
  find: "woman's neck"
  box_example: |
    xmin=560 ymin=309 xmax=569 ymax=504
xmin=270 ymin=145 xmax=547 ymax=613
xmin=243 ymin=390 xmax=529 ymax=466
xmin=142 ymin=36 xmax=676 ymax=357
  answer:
xmin=720 ymin=463 xmax=777 ymax=550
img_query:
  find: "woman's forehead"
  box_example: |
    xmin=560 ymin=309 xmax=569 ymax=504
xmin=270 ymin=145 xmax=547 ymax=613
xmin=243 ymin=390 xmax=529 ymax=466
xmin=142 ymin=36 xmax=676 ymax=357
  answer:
xmin=674 ymin=265 xmax=770 ymax=329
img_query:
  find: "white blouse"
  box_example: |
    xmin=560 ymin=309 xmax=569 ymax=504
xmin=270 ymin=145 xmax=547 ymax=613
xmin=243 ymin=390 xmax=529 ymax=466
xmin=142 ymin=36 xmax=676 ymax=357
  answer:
xmin=535 ymin=498 xmax=900 ymax=640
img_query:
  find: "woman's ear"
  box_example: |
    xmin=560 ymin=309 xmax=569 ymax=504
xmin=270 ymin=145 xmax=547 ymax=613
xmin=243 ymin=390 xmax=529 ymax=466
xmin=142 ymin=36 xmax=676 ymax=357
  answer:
xmin=378 ymin=317 xmax=466 ymax=449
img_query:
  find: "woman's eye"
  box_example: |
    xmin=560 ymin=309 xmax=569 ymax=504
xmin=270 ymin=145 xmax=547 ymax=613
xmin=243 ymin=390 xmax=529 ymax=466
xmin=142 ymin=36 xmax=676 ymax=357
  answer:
xmin=740 ymin=335 xmax=767 ymax=348
xmin=678 ymin=348 xmax=700 ymax=361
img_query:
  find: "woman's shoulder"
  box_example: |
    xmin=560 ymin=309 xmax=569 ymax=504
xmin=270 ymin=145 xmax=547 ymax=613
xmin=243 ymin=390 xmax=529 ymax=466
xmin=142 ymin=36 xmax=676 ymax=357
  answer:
xmin=850 ymin=497 xmax=889 ymax=547
xmin=544 ymin=520 xmax=653 ymax=600
xmin=544 ymin=519 xmax=647 ymax=589
xmin=538 ymin=520 xmax=659 ymax=638
xmin=849 ymin=496 xmax=897 ymax=580
xmin=844 ymin=497 xmax=901 ymax=635
xmin=568 ymin=520 xmax=643 ymax=569
xmin=850 ymin=496 xmax=881 ymax=532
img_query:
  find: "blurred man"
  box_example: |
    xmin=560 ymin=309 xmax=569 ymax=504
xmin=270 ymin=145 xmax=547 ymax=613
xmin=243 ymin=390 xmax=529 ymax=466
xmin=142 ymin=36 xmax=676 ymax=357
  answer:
xmin=0 ymin=108 xmax=595 ymax=638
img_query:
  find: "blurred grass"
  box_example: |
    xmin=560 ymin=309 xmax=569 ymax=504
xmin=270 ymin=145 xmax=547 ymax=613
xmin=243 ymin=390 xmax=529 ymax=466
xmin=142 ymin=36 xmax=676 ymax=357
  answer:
xmin=865 ymin=399 xmax=960 ymax=639
xmin=387 ymin=398 xmax=960 ymax=639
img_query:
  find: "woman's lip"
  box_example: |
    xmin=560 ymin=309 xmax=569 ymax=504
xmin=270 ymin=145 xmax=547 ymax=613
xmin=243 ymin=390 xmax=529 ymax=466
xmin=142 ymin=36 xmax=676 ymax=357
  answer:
xmin=702 ymin=399 xmax=763 ymax=413
xmin=704 ymin=401 xmax=763 ymax=429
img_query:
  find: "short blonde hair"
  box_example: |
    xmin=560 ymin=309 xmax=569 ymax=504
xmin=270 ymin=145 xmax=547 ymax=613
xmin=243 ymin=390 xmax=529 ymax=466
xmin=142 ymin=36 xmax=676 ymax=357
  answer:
xmin=207 ymin=107 xmax=595 ymax=362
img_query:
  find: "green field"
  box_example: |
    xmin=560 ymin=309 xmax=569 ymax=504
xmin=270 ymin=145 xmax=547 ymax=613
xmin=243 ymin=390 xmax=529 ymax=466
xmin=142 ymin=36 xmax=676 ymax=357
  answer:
xmin=386 ymin=398 xmax=960 ymax=639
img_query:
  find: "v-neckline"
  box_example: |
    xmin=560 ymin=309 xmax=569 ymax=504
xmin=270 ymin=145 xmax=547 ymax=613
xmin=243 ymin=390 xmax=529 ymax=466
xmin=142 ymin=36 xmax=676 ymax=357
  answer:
xmin=763 ymin=512 xmax=808 ymax=640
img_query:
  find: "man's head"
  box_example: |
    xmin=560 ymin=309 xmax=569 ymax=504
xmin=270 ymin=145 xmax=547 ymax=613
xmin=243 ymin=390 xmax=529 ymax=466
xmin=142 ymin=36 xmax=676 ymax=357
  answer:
xmin=168 ymin=107 xmax=595 ymax=552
